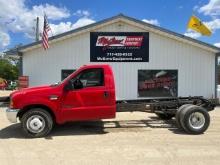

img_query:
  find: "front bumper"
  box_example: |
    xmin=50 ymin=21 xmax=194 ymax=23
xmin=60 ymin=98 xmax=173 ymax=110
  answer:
xmin=6 ymin=108 xmax=19 ymax=123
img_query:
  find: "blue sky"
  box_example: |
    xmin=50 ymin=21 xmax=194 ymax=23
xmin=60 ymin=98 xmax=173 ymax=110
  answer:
xmin=0 ymin=0 xmax=220 ymax=52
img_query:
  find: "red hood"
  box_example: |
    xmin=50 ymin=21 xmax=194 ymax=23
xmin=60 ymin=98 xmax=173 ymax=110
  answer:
xmin=10 ymin=85 xmax=52 ymax=96
xmin=10 ymin=84 xmax=62 ymax=110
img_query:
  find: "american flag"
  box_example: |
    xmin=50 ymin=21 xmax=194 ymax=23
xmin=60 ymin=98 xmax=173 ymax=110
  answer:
xmin=42 ymin=14 xmax=51 ymax=50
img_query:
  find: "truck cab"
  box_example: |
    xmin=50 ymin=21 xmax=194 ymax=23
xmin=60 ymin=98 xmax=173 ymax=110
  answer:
xmin=6 ymin=64 xmax=116 ymax=137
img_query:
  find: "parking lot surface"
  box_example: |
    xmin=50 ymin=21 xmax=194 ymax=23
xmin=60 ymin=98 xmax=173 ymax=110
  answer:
xmin=0 ymin=91 xmax=220 ymax=165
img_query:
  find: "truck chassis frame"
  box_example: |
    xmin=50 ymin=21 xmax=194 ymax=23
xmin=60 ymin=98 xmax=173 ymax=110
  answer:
xmin=116 ymin=96 xmax=217 ymax=134
xmin=116 ymin=96 xmax=216 ymax=113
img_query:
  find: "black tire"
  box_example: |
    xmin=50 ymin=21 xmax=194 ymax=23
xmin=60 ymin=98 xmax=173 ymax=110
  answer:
xmin=155 ymin=113 xmax=175 ymax=120
xmin=177 ymin=105 xmax=196 ymax=132
xmin=175 ymin=104 xmax=192 ymax=129
xmin=180 ymin=105 xmax=210 ymax=134
xmin=21 ymin=108 xmax=54 ymax=138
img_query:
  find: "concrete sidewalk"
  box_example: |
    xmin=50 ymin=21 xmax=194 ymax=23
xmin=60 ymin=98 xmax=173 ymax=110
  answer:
xmin=0 ymin=91 xmax=12 ymax=97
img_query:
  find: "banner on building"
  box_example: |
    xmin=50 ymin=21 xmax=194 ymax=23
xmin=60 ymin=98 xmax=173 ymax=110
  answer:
xmin=18 ymin=76 xmax=29 ymax=89
xmin=90 ymin=32 xmax=149 ymax=62
xmin=138 ymin=70 xmax=178 ymax=97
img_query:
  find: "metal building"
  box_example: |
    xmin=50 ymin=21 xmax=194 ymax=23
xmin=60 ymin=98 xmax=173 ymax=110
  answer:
xmin=13 ymin=14 xmax=220 ymax=100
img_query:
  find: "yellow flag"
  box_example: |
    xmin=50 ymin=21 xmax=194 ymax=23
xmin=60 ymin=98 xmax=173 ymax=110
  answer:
xmin=187 ymin=15 xmax=212 ymax=36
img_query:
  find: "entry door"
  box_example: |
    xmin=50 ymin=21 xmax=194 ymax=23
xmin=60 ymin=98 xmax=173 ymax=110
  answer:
xmin=61 ymin=68 xmax=115 ymax=122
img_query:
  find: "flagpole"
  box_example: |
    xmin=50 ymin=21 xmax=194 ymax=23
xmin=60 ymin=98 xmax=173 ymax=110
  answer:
xmin=35 ymin=17 xmax=39 ymax=41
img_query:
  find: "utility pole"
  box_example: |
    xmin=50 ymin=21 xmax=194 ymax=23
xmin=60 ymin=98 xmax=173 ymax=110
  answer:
xmin=35 ymin=17 xmax=39 ymax=41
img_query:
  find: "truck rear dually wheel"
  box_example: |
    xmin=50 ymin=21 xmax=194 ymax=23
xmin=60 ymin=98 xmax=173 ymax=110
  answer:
xmin=179 ymin=105 xmax=210 ymax=134
xmin=175 ymin=104 xmax=192 ymax=128
xmin=21 ymin=108 xmax=53 ymax=138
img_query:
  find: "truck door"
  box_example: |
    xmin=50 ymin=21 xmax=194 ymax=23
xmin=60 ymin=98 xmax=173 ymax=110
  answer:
xmin=61 ymin=68 xmax=115 ymax=122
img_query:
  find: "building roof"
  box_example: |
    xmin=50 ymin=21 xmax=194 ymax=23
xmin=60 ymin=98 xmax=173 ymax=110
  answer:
xmin=5 ymin=14 xmax=220 ymax=55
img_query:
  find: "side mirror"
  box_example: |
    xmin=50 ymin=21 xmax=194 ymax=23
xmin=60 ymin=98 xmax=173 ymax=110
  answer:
xmin=64 ymin=81 xmax=73 ymax=91
xmin=73 ymin=79 xmax=83 ymax=89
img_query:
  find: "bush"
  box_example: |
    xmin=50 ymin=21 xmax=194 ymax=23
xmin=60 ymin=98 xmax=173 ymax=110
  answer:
xmin=0 ymin=59 xmax=19 ymax=81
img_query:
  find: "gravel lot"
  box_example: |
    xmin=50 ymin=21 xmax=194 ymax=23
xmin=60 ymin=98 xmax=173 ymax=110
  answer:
xmin=0 ymin=91 xmax=220 ymax=165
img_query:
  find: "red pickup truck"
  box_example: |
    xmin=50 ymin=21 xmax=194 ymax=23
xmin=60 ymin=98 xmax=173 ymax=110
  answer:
xmin=6 ymin=64 xmax=215 ymax=137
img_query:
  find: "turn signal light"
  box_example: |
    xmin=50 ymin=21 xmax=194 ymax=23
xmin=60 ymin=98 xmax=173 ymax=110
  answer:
xmin=9 ymin=100 xmax=14 ymax=109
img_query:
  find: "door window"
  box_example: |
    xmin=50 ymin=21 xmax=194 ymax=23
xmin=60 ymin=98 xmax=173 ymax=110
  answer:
xmin=75 ymin=68 xmax=104 ymax=88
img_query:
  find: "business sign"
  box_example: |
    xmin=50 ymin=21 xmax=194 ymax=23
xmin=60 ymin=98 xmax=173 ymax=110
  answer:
xmin=18 ymin=76 xmax=29 ymax=89
xmin=138 ymin=70 xmax=178 ymax=97
xmin=90 ymin=32 xmax=149 ymax=62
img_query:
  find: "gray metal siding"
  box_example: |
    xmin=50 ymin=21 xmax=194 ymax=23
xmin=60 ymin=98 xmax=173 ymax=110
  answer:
xmin=23 ymin=22 xmax=215 ymax=100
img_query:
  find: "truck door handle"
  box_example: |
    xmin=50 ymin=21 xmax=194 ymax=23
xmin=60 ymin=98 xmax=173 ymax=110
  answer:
xmin=103 ymin=91 xmax=109 ymax=98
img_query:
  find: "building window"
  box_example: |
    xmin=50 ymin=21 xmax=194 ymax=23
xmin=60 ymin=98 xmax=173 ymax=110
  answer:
xmin=138 ymin=69 xmax=178 ymax=97
xmin=218 ymin=57 xmax=220 ymax=65
xmin=61 ymin=69 xmax=76 ymax=81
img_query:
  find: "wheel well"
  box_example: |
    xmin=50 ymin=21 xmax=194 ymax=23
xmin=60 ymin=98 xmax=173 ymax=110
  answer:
xmin=18 ymin=104 xmax=56 ymax=123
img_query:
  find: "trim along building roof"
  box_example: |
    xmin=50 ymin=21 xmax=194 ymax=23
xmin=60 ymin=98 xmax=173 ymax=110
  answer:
xmin=5 ymin=14 xmax=220 ymax=54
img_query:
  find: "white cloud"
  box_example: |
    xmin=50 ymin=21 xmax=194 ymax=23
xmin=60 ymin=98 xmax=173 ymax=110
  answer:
xmin=0 ymin=0 xmax=71 ymax=48
xmin=0 ymin=0 xmax=96 ymax=49
xmin=193 ymin=5 xmax=199 ymax=11
xmin=71 ymin=17 xmax=95 ymax=29
xmin=73 ymin=10 xmax=91 ymax=17
xmin=198 ymin=0 xmax=220 ymax=16
xmin=49 ymin=17 xmax=95 ymax=35
xmin=142 ymin=19 xmax=160 ymax=26
xmin=0 ymin=29 xmax=10 ymax=48
xmin=50 ymin=22 xmax=72 ymax=35
xmin=31 ymin=4 xmax=70 ymax=20
xmin=204 ymin=19 xmax=220 ymax=32
xmin=214 ymin=42 xmax=220 ymax=47
xmin=184 ymin=29 xmax=202 ymax=39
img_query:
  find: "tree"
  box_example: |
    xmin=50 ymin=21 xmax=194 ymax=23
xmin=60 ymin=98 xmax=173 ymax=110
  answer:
xmin=0 ymin=58 xmax=19 ymax=81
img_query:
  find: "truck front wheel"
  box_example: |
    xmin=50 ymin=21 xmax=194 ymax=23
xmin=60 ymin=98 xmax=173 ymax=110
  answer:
xmin=21 ymin=108 xmax=53 ymax=138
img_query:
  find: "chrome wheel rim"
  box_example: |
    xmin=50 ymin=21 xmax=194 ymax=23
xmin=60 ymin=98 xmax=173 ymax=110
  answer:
xmin=188 ymin=112 xmax=205 ymax=130
xmin=26 ymin=115 xmax=45 ymax=133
